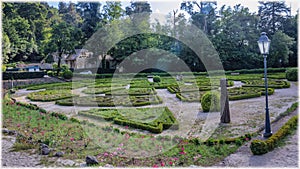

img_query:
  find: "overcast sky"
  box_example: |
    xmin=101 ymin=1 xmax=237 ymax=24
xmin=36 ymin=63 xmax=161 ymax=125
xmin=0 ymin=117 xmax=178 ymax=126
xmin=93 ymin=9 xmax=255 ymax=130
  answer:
xmin=47 ymin=0 xmax=299 ymax=15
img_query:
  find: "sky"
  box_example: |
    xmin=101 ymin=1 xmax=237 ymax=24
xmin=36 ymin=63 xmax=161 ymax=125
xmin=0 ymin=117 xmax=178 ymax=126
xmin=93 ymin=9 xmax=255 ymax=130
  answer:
xmin=47 ymin=0 xmax=299 ymax=16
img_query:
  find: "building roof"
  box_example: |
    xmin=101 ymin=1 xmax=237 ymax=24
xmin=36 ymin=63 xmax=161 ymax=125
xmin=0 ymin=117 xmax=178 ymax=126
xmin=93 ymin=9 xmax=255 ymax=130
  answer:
xmin=65 ymin=49 xmax=90 ymax=61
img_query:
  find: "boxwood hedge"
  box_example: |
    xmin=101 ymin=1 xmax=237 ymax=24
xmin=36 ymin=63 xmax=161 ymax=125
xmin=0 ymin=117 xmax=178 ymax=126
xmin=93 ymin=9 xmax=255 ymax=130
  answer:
xmin=250 ymin=115 xmax=298 ymax=155
xmin=78 ymin=107 xmax=178 ymax=133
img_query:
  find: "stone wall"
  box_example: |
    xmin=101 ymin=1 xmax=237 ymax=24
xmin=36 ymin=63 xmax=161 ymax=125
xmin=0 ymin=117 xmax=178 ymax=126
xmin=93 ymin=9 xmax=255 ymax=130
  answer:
xmin=2 ymin=77 xmax=64 ymax=89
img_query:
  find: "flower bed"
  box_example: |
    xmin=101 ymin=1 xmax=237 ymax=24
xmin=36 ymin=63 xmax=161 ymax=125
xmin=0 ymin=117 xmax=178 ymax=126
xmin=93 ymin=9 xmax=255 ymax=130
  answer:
xmin=78 ymin=107 xmax=179 ymax=133
xmin=3 ymin=97 xmax=252 ymax=167
xmin=55 ymin=94 xmax=162 ymax=107
xmin=27 ymin=90 xmax=77 ymax=102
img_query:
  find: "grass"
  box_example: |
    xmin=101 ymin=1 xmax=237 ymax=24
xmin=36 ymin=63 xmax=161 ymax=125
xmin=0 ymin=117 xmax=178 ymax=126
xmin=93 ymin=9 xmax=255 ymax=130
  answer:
xmin=2 ymin=98 xmax=248 ymax=167
xmin=55 ymin=94 xmax=162 ymax=107
xmin=27 ymin=89 xmax=77 ymax=101
xmin=78 ymin=107 xmax=179 ymax=133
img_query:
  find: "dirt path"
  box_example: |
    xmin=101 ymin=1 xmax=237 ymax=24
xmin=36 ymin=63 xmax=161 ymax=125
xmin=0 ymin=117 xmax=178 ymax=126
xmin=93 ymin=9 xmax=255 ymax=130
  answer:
xmin=214 ymin=109 xmax=298 ymax=167
xmin=1 ymin=135 xmax=44 ymax=167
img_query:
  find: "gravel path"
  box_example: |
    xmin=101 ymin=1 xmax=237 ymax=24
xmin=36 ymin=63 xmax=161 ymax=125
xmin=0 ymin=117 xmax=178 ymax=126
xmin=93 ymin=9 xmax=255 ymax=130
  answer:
xmin=215 ymin=109 xmax=298 ymax=167
xmin=1 ymin=135 xmax=44 ymax=167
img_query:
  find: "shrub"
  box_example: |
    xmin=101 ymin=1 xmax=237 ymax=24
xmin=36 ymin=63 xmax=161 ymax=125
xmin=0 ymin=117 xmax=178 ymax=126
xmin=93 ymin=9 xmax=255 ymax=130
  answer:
xmin=153 ymin=76 xmax=161 ymax=83
xmin=286 ymin=69 xmax=298 ymax=81
xmin=63 ymin=70 xmax=73 ymax=79
xmin=250 ymin=140 xmax=268 ymax=155
xmin=52 ymin=62 xmax=58 ymax=69
xmin=47 ymin=71 xmax=54 ymax=77
xmin=61 ymin=64 xmax=70 ymax=71
xmin=201 ymin=91 xmax=220 ymax=112
xmin=250 ymin=115 xmax=298 ymax=155
xmin=2 ymin=65 xmax=7 ymax=72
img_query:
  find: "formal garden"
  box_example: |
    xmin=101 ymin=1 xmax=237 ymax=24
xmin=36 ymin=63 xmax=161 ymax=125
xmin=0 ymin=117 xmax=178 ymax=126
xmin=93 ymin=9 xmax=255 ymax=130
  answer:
xmin=3 ymin=67 xmax=298 ymax=167
xmin=2 ymin=1 xmax=298 ymax=167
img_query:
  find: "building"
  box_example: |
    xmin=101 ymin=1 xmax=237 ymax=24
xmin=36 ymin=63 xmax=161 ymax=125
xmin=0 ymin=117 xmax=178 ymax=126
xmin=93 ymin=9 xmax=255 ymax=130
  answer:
xmin=48 ymin=49 xmax=116 ymax=70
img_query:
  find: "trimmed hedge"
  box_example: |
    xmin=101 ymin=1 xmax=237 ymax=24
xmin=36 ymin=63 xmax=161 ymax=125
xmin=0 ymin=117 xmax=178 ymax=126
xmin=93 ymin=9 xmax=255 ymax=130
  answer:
xmin=250 ymin=115 xmax=298 ymax=155
xmin=56 ymin=94 xmax=163 ymax=107
xmin=27 ymin=90 xmax=76 ymax=102
xmin=201 ymin=91 xmax=220 ymax=112
xmin=15 ymin=101 xmax=68 ymax=121
xmin=286 ymin=69 xmax=298 ymax=81
xmin=228 ymin=87 xmax=274 ymax=101
xmin=3 ymin=71 xmax=46 ymax=80
xmin=242 ymin=79 xmax=290 ymax=89
xmin=78 ymin=107 xmax=178 ymax=133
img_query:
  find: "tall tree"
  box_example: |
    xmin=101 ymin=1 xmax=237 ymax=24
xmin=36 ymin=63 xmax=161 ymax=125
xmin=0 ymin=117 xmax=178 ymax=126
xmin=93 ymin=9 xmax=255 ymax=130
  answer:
xmin=181 ymin=1 xmax=217 ymax=35
xmin=48 ymin=22 xmax=78 ymax=75
xmin=258 ymin=1 xmax=290 ymax=34
xmin=212 ymin=5 xmax=261 ymax=70
xmin=269 ymin=31 xmax=295 ymax=67
xmin=77 ymin=2 xmax=102 ymax=40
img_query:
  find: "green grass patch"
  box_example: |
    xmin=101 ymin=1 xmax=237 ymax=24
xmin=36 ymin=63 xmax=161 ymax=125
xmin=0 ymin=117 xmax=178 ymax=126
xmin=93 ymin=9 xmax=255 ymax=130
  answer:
xmin=78 ymin=107 xmax=179 ymax=133
xmin=56 ymin=94 xmax=162 ymax=107
xmin=27 ymin=90 xmax=77 ymax=102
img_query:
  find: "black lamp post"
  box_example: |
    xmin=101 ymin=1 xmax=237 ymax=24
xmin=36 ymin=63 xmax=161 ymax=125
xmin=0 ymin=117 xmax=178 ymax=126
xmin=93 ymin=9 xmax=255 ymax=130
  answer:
xmin=257 ymin=32 xmax=272 ymax=138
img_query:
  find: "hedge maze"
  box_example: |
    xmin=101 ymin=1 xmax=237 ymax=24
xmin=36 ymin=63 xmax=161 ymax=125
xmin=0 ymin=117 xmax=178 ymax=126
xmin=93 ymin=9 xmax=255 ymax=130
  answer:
xmin=78 ymin=107 xmax=179 ymax=133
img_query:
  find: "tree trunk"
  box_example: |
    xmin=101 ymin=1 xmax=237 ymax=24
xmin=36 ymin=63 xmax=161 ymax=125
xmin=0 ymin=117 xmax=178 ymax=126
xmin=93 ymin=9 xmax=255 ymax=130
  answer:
xmin=220 ymin=78 xmax=231 ymax=123
xmin=57 ymin=52 xmax=62 ymax=76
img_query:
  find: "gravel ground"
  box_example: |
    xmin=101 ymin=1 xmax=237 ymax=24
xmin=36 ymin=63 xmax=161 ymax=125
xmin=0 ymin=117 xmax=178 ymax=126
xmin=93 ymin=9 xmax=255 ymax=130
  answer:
xmin=215 ymin=109 xmax=298 ymax=167
xmin=7 ymin=81 xmax=298 ymax=167
xmin=1 ymin=135 xmax=44 ymax=167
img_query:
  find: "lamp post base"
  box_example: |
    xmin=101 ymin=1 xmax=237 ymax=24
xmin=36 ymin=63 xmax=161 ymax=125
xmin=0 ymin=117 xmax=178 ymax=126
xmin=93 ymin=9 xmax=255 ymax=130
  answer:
xmin=263 ymin=132 xmax=272 ymax=138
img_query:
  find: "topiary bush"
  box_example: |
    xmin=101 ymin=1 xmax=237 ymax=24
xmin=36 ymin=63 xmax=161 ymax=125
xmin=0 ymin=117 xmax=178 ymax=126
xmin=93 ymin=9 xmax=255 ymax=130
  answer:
xmin=47 ymin=71 xmax=54 ymax=77
xmin=153 ymin=76 xmax=161 ymax=83
xmin=2 ymin=65 xmax=7 ymax=72
xmin=201 ymin=91 xmax=220 ymax=112
xmin=63 ymin=70 xmax=73 ymax=79
xmin=286 ymin=69 xmax=298 ymax=81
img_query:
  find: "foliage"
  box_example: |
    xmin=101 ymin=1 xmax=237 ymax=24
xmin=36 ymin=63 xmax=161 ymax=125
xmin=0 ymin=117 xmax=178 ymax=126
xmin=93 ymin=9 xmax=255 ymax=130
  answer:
xmin=27 ymin=90 xmax=76 ymax=101
xmin=153 ymin=76 xmax=161 ymax=83
xmin=78 ymin=107 xmax=178 ymax=133
xmin=63 ymin=69 xmax=73 ymax=79
xmin=201 ymin=91 xmax=220 ymax=112
xmin=286 ymin=69 xmax=298 ymax=81
xmin=2 ymin=65 xmax=7 ymax=72
xmin=47 ymin=71 xmax=54 ymax=77
xmin=242 ymin=79 xmax=290 ymax=88
xmin=56 ymin=94 xmax=162 ymax=107
xmin=250 ymin=115 xmax=298 ymax=155
xmin=269 ymin=31 xmax=295 ymax=68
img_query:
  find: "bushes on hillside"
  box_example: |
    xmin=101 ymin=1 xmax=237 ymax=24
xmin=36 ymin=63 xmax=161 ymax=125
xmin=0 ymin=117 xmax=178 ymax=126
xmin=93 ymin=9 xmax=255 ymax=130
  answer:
xmin=201 ymin=91 xmax=220 ymax=112
xmin=286 ymin=69 xmax=298 ymax=81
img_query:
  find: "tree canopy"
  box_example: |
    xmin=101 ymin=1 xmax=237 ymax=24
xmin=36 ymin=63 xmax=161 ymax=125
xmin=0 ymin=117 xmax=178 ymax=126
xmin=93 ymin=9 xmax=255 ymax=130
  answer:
xmin=2 ymin=1 xmax=298 ymax=70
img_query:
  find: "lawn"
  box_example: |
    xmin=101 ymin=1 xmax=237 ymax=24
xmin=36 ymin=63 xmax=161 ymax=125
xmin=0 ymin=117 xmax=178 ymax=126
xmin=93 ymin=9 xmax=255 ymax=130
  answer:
xmin=2 ymin=98 xmax=249 ymax=167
